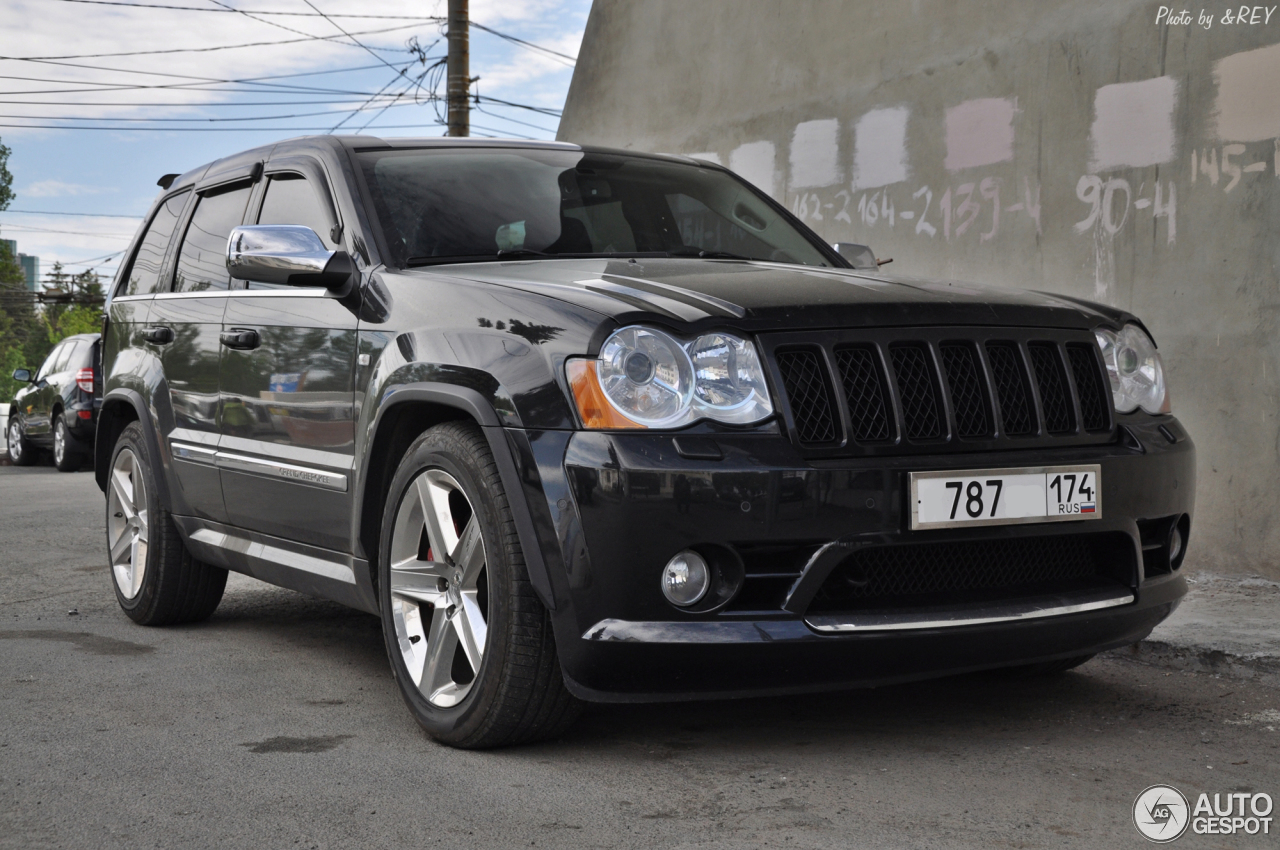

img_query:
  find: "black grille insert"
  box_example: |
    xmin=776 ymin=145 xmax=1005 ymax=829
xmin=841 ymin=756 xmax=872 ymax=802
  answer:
xmin=986 ymin=342 xmax=1034 ymax=436
xmin=810 ymin=533 xmax=1133 ymax=611
xmin=1029 ymin=343 xmax=1075 ymax=434
xmin=776 ymin=348 xmax=838 ymax=445
xmin=940 ymin=343 xmax=991 ymax=438
xmin=890 ymin=345 xmax=943 ymax=440
xmin=834 ymin=347 xmax=892 ymax=442
xmin=1067 ymin=344 xmax=1109 ymax=431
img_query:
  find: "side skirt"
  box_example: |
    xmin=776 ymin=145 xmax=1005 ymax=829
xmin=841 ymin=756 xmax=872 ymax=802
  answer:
xmin=172 ymin=515 xmax=378 ymax=615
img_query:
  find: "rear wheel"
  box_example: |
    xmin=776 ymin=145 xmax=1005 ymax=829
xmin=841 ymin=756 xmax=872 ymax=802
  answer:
xmin=108 ymin=422 xmax=227 ymax=625
xmin=378 ymin=421 xmax=581 ymax=748
xmin=53 ymin=417 xmax=84 ymax=472
xmin=7 ymin=418 xmax=35 ymax=466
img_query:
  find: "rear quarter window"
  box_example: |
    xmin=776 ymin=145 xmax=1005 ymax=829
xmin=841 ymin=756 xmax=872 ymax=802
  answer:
xmin=120 ymin=190 xmax=188 ymax=297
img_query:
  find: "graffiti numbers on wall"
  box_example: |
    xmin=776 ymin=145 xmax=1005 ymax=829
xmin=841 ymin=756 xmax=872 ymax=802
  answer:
xmin=1074 ymin=176 xmax=1176 ymax=244
xmin=790 ymin=177 xmax=1041 ymax=243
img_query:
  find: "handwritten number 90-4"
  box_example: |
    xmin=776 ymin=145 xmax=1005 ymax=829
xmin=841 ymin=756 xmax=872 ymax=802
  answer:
xmin=944 ymin=479 xmax=1004 ymax=519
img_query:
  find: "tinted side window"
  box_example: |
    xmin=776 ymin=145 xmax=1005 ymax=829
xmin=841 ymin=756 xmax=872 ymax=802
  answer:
xmin=37 ymin=343 xmax=67 ymax=381
xmin=250 ymin=175 xmax=334 ymax=290
xmin=121 ymin=190 xmax=188 ymax=296
xmin=173 ymin=183 xmax=251 ymax=293
xmin=258 ymin=174 xmax=333 ymax=245
xmin=67 ymin=339 xmax=92 ymax=369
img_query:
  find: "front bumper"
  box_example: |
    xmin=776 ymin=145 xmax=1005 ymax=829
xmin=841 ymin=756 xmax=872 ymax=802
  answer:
xmin=509 ymin=417 xmax=1195 ymax=702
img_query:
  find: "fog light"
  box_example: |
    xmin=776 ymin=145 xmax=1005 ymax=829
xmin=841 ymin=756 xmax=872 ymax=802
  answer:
xmin=661 ymin=550 xmax=710 ymax=607
xmin=1168 ymin=526 xmax=1183 ymax=562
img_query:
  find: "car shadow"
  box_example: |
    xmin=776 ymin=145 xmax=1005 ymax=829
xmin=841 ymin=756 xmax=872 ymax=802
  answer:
xmin=181 ymin=580 xmax=1177 ymax=752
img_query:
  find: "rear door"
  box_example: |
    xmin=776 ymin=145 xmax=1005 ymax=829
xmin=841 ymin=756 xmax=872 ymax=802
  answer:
xmin=217 ymin=162 xmax=357 ymax=552
xmin=23 ymin=342 xmax=70 ymax=441
xmin=153 ymin=179 xmax=253 ymax=523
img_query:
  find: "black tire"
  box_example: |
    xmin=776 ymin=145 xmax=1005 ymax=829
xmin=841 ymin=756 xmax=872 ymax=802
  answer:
xmin=53 ymin=417 xmax=84 ymax=472
xmin=378 ymin=421 xmax=581 ymax=749
xmin=7 ymin=416 xmax=36 ymax=466
xmin=107 ymin=422 xmax=227 ymax=625
xmin=999 ymin=653 xmax=1096 ymax=678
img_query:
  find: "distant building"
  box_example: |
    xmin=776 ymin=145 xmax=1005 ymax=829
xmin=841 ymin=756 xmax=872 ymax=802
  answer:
xmin=1 ymin=237 xmax=40 ymax=291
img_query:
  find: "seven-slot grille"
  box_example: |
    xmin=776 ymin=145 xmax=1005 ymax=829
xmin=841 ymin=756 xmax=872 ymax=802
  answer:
xmin=766 ymin=328 xmax=1114 ymax=457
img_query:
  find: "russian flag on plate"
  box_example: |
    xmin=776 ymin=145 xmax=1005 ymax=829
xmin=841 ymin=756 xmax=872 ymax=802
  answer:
xmin=1080 ymin=503 xmax=1096 ymax=513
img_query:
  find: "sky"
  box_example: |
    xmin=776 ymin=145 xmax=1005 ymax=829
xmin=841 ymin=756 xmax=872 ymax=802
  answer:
xmin=0 ymin=0 xmax=592 ymax=284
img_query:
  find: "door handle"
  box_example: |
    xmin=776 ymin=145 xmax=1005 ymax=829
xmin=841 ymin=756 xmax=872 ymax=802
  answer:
xmin=219 ymin=328 xmax=260 ymax=350
xmin=142 ymin=326 xmax=174 ymax=345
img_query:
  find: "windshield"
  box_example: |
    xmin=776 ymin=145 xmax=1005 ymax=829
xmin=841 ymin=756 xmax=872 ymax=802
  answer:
xmin=356 ymin=148 xmax=833 ymax=268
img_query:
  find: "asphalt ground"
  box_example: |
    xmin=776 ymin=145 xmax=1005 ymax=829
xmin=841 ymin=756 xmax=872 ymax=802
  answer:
xmin=1 ymin=463 xmax=1278 ymax=849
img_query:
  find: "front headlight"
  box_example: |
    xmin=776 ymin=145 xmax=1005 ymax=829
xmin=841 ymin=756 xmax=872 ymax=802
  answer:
xmin=567 ymin=325 xmax=774 ymax=429
xmin=1095 ymin=324 xmax=1170 ymax=414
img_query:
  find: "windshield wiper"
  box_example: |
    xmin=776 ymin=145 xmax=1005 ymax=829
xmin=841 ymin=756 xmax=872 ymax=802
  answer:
xmin=495 ymin=248 xmax=552 ymax=258
xmin=668 ymin=249 xmax=754 ymax=261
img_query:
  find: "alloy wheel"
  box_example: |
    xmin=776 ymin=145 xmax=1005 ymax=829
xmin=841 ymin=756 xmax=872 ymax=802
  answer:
xmin=7 ymin=420 xmax=22 ymax=462
xmin=388 ymin=468 xmax=489 ymax=708
xmin=108 ymin=448 xmax=149 ymax=599
xmin=53 ymin=421 xmax=65 ymax=465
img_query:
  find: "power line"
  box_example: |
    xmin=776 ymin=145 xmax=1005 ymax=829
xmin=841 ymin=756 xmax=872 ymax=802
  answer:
xmin=477 ymin=94 xmax=561 ymax=117
xmin=471 ymin=22 xmax=575 ymax=65
xmin=55 ymin=0 xmax=439 ymax=19
xmin=0 ymin=224 xmax=136 ymax=237
xmin=2 ymin=22 xmax=421 ymax=61
xmin=0 ymin=96 xmax=420 ymax=106
xmin=1 ymin=210 xmax=142 ymax=218
xmin=301 ymin=0 xmax=409 ymax=75
xmin=0 ymin=100 xmax=444 ymax=122
xmin=2 ymin=58 xmax=400 ymax=97
xmin=473 ymin=104 xmax=556 ymax=135
xmin=0 ymin=122 xmax=455 ymax=132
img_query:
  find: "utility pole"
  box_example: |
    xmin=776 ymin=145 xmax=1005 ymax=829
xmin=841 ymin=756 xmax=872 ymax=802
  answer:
xmin=446 ymin=0 xmax=469 ymax=137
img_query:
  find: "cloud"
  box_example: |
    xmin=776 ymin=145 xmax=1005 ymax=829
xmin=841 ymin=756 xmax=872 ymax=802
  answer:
xmin=21 ymin=180 xmax=112 ymax=198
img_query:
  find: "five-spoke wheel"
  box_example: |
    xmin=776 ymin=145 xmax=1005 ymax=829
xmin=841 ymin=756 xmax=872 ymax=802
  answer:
xmin=107 ymin=446 xmax=149 ymax=600
xmin=389 ymin=468 xmax=489 ymax=708
xmin=378 ymin=422 xmax=580 ymax=748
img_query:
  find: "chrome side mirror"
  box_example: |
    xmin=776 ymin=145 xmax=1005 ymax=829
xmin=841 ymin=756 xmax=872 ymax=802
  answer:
xmin=832 ymin=242 xmax=879 ymax=271
xmin=226 ymin=225 xmax=353 ymax=291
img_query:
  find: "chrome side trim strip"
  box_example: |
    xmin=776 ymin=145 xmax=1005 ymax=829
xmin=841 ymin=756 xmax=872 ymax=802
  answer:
xmin=170 ymin=441 xmax=217 ymax=466
xmin=214 ymin=450 xmax=348 ymax=491
xmin=189 ymin=528 xmax=355 ymax=584
xmin=582 ymin=619 xmax=814 ymax=643
xmin=805 ymin=587 xmax=1135 ymax=633
xmin=153 ymin=290 xmax=232 ymax=300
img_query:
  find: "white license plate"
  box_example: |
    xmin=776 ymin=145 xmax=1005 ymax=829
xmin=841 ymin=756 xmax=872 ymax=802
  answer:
xmin=910 ymin=465 xmax=1102 ymax=530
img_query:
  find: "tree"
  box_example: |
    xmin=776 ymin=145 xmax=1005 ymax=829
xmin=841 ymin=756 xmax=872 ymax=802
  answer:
xmin=0 ymin=138 xmax=13 ymax=212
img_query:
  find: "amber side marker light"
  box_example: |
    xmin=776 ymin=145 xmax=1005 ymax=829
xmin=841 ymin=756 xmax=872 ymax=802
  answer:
xmin=566 ymin=358 xmax=645 ymax=430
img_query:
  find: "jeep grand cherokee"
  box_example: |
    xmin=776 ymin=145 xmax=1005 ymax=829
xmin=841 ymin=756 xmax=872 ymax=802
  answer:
xmin=96 ymin=136 xmax=1194 ymax=748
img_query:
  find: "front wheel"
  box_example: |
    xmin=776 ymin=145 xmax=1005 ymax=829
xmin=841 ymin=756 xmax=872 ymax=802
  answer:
xmin=7 ymin=417 xmax=35 ymax=466
xmin=378 ymin=422 xmax=580 ymax=748
xmin=108 ymin=422 xmax=228 ymax=625
xmin=53 ymin=418 xmax=84 ymax=472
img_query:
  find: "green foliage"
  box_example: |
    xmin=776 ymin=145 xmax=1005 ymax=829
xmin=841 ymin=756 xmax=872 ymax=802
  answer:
xmin=0 ymin=136 xmax=12 ymax=212
xmin=0 ymin=143 xmax=105 ymax=404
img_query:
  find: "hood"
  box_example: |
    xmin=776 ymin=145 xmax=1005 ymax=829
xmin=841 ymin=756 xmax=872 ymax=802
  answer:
xmin=408 ymin=258 xmax=1124 ymax=333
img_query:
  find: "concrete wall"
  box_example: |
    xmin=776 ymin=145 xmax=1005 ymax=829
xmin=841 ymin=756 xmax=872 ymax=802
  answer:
xmin=558 ymin=0 xmax=1280 ymax=578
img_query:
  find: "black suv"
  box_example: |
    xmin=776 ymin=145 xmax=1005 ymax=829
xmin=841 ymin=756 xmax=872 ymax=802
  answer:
xmin=9 ymin=332 xmax=100 ymax=471
xmin=97 ymin=137 xmax=1194 ymax=748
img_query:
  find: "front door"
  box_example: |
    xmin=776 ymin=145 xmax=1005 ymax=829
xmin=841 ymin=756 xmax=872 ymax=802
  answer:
xmin=217 ymin=168 xmax=357 ymax=553
xmin=155 ymin=180 xmax=253 ymax=523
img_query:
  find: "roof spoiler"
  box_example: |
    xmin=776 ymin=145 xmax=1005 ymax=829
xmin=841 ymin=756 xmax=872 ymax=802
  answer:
xmin=157 ymin=173 xmax=179 ymax=190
